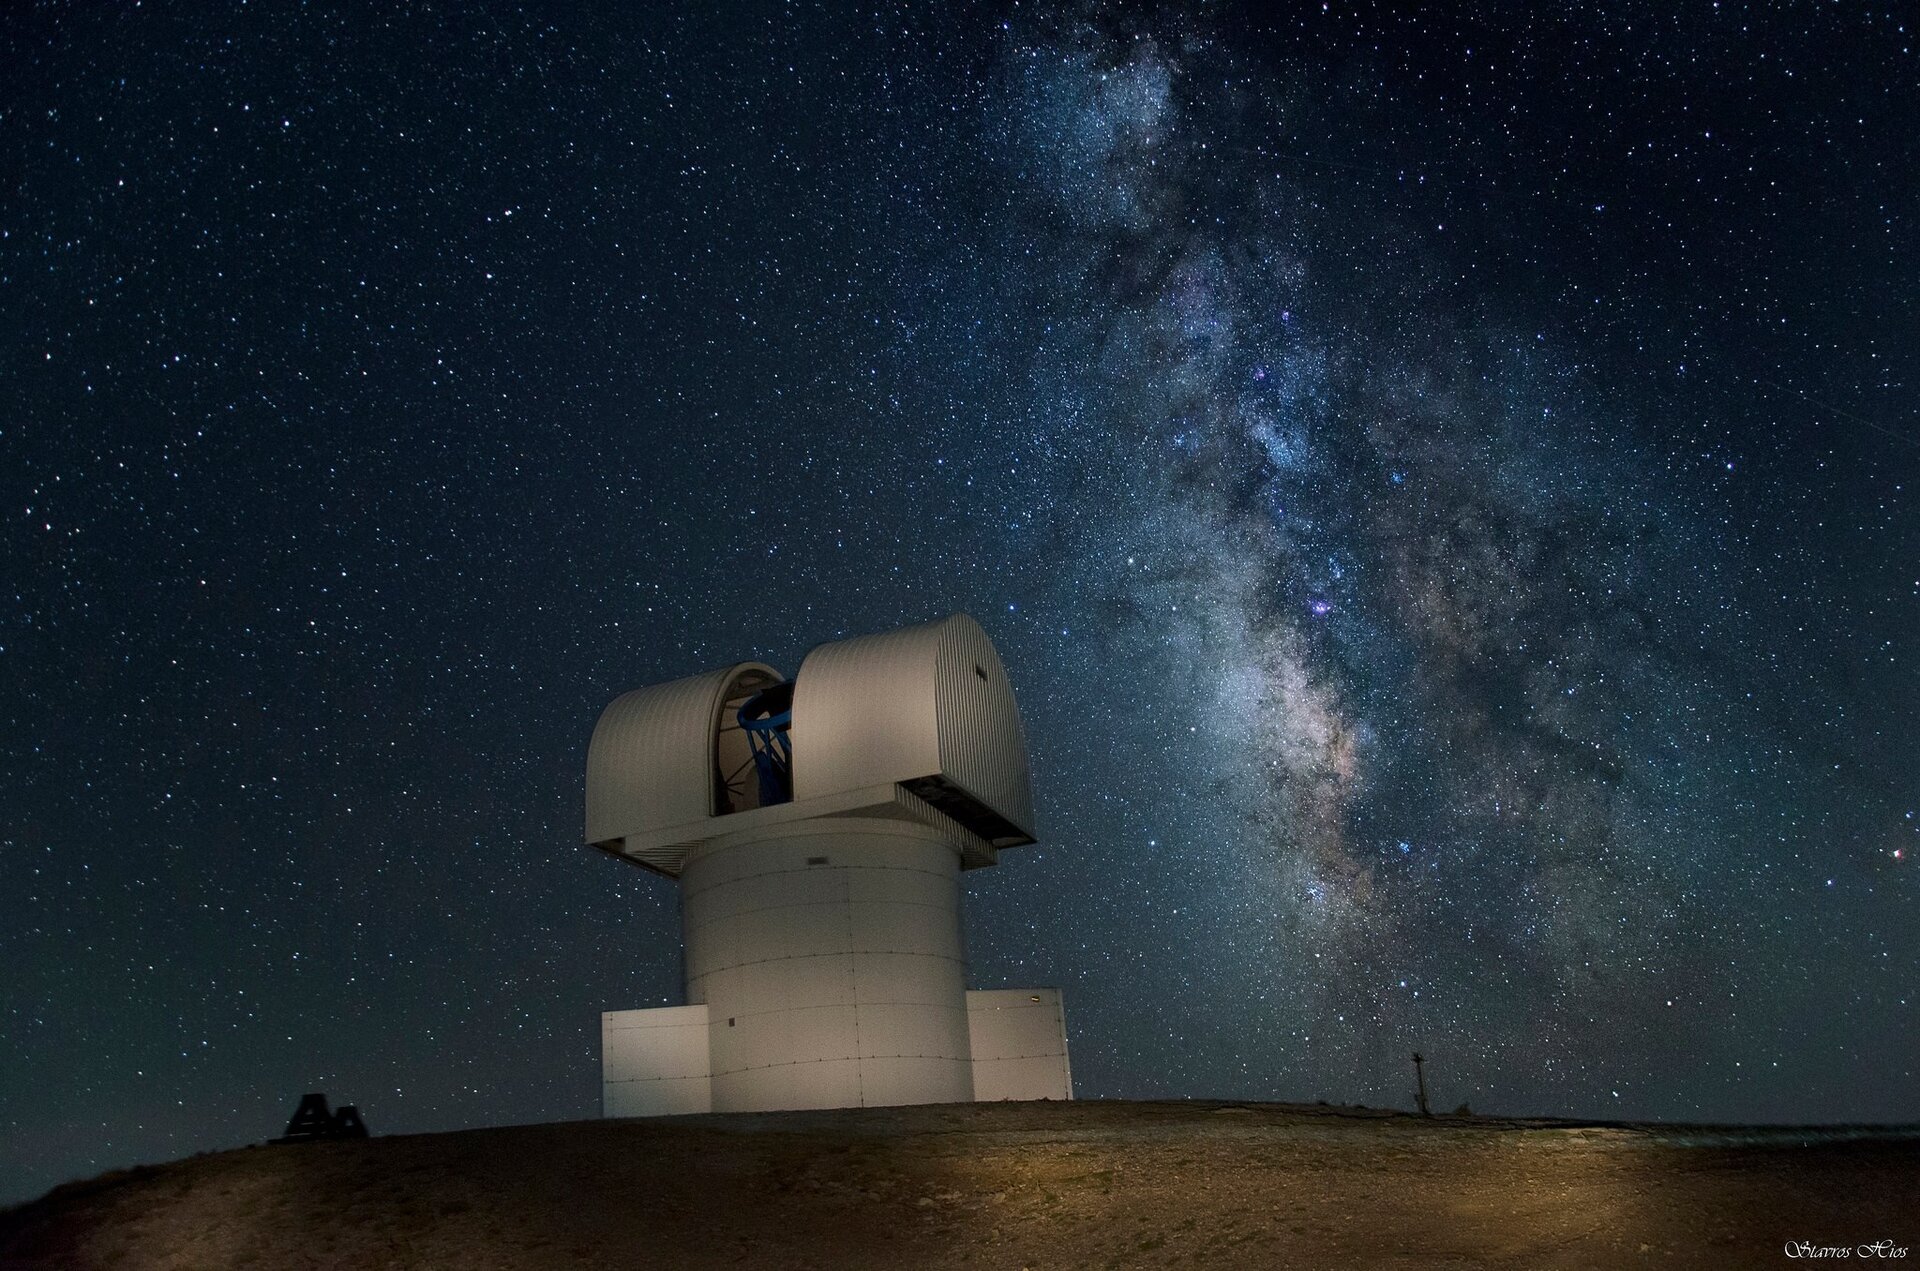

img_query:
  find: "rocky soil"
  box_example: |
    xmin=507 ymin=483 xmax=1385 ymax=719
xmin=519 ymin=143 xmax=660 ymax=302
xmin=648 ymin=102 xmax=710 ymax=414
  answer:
xmin=3 ymin=1100 xmax=1915 ymax=1269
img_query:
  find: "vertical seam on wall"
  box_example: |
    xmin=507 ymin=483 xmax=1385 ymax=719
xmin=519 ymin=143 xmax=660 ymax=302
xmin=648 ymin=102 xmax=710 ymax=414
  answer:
xmin=1058 ymin=997 xmax=1073 ymax=1098
xmin=845 ymin=866 xmax=864 ymax=1107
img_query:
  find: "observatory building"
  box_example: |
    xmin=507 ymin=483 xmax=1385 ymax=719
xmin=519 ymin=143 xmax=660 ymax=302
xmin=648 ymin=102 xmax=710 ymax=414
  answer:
xmin=586 ymin=612 xmax=1072 ymax=1116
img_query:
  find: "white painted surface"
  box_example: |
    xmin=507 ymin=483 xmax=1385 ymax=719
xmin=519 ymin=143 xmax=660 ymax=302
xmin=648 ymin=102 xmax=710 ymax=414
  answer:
xmin=602 ymin=1005 xmax=712 ymax=1117
xmin=683 ymin=819 xmax=975 ymax=1111
xmin=929 ymin=614 xmax=1037 ymax=845
xmin=589 ymin=614 xmax=1066 ymax=1118
xmin=792 ymin=614 xmax=1035 ymax=846
xmin=967 ymin=988 xmax=1073 ymax=1102
xmin=586 ymin=661 xmax=781 ymax=872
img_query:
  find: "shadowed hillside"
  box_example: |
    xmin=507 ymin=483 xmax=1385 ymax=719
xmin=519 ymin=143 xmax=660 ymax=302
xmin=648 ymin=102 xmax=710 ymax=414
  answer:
xmin=3 ymin=1100 xmax=1915 ymax=1269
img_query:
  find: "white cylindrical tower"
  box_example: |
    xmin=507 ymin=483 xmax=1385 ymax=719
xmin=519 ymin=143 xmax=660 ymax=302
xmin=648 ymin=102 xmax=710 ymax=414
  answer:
xmin=683 ymin=818 xmax=974 ymax=1110
xmin=588 ymin=613 xmax=1070 ymax=1116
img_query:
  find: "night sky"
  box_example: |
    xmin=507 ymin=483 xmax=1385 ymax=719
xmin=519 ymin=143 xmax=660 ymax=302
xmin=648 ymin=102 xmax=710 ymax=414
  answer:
xmin=4 ymin=2 xmax=1917 ymax=1205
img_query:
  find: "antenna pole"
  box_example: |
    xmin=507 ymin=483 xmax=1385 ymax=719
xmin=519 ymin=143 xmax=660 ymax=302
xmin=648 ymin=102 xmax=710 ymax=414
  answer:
xmin=1412 ymin=1052 xmax=1431 ymax=1117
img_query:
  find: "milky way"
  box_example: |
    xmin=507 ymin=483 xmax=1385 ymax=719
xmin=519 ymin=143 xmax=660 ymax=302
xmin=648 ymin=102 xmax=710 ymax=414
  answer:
xmin=976 ymin=21 xmax=1750 ymax=1094
xmin=3 ymin=4 xmax=1914 ymax=1205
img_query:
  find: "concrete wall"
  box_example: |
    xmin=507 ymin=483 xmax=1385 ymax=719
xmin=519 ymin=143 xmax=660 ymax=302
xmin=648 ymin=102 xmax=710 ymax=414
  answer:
xmin=682 ymin=818 xmax=975 ymax=1112
xmin=602 ymin=1005 xmax=712 ymax=1117
xmin=967 ymin=989 xmax=1073 ymax=1102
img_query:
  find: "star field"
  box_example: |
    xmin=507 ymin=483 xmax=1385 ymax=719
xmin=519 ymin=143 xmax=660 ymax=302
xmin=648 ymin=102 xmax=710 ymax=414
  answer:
xmin=2 ymin=2 xmax=1916 ymax=1205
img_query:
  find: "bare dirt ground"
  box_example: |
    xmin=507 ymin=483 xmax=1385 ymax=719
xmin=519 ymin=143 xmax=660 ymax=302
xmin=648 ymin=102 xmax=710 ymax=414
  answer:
xmin=2 ymin=1100 xmax=1914 ymax=1269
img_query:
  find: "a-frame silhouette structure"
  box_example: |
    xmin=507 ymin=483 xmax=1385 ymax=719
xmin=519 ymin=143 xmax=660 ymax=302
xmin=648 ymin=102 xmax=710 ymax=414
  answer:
xmin=270 ymin=1092 xmax=370 ymax=1143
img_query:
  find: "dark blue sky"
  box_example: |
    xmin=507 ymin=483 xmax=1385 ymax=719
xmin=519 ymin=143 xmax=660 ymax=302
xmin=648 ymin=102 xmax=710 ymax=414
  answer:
xmin=4 ymin=2 xmax=1916 ymax=1205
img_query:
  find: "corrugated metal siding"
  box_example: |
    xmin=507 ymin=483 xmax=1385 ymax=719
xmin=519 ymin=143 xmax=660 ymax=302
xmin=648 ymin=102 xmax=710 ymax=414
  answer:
xmin=934 ymin=615 xmax=1037 ymax=841
xmin=789 ymin=614 xmax=1034 ymax=842
xmin=790 ymin=621 xmax=943 ymax=800
xmin=585 ymin=661 xmax=781 ymax=846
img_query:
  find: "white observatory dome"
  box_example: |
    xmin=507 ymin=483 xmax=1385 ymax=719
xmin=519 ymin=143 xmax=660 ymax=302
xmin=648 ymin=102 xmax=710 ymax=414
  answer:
xmin=585 ymin=613 xmax=1035 ymax=876
xmin=586 ymin=612 xmax=1070 ymax=1116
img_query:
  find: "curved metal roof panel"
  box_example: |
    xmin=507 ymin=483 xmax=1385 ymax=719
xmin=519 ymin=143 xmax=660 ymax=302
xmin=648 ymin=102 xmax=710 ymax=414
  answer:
xmin=791 ymin=614 xmax=1035 ymax=845
xmin=585 ymin=661 xmax=782 ymax=848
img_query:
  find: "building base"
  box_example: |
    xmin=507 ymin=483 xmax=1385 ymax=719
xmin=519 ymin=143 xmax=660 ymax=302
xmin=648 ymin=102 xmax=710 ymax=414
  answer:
xmin=602 ymin=989 xmax=1071 ymax=1117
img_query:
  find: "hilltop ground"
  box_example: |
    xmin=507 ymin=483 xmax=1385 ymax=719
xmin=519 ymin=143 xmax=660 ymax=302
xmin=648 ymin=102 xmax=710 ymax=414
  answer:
xmin=2 ymin=1100 xmax=1915 ymax=1269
